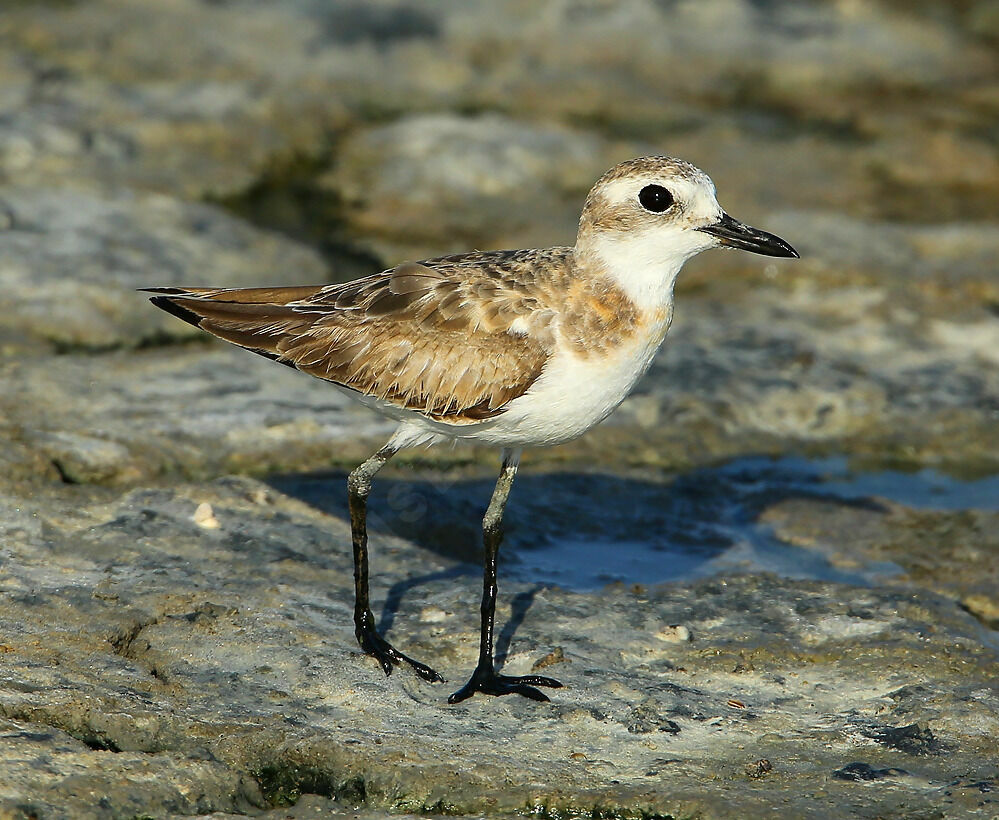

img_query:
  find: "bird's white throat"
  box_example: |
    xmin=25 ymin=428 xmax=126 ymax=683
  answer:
xmin=578 ymin=227 xmax=712 ymax=315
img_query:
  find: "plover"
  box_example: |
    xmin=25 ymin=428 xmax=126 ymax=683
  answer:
xmin=145 ymin=155 xmax=798 ymax=703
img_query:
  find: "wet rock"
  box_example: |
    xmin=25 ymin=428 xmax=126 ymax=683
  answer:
xmin=833 ymin=762 xmax=910 ymax=782
xmin=1 ymin=478 xmax=997 ymax=818
xmin=759 ymin=498 xmax=999 ymax=627
xmin=203 ymin=793 xmax=351 ymax=819
xmin=0 ymin=717 xmax=264 ymax=816
xmin=864 ymin=723 xmax=943 ymax=757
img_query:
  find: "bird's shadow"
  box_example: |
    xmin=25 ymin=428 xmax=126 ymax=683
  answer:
xmin=494 ymin=587 xmax=543 ymax=666
xmin=266 ymin=456 xmax=889 ymax=647
xmin=376 ymin=565 xmax=471 ymax=635
xmin=374 ymin=567 xmax=538 ymax=668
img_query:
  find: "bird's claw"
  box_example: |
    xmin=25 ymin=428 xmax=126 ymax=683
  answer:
xmin=448 ymin=663 xmax=562 ymax=704
xmin=356 ymin=619 xmax=444 ymax=683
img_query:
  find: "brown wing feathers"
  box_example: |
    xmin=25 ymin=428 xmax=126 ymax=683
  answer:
xmin=143 ymin=262 xmax=549 ymax=423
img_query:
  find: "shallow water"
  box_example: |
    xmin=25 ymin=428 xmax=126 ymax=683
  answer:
xmin=505 ymin=456 xmax=999 ymax=590
xmin=271 ymin=456 xmax=999 ymax=593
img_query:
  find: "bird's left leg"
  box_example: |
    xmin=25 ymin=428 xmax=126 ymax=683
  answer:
xmin=349 ymin=440 xmax=443 ymax=683
xmin=448 ymin=448 xmax=563 ymax=704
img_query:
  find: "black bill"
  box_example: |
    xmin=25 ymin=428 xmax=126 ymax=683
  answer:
xmin=697 ymin=212 xmax=799 ymax=258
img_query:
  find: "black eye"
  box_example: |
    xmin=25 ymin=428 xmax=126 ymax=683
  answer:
xmin=638 ymin=184 xmax=674 ymax=213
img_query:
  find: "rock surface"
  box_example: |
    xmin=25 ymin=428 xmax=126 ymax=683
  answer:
xmin=762 ymin=496 xmax=999 ymax=630
xmin=1 ymin=478 xmax=997 ymax=819
xmin=0 ymin=346 xmax=394 ymax=489
xmin=322 ymin=113 xmax=612 ymax=262
xmin=2 ymin=0 xmax=997 ymax=219
xmin=0 ymin=0 xmax=997 ymax=817
xmin=0 ymin=186 xmax=329 ymax=353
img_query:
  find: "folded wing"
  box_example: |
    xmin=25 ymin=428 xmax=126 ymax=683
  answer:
xmin=144 ymin=261 xmax=552 ymax=423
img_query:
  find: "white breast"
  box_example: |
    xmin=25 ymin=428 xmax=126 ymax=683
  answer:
xmin=455 ymin=316 xmax=671 ymax=447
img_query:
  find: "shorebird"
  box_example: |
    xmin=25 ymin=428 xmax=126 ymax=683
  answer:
xmin=145 ymin=156 xmax=797 ymax=703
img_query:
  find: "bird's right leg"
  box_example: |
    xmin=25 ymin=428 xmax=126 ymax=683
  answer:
xmin=348 ymin=442 xmax=443 ymax=683
xmin=448 ymin=448 xmax=562 ymax=703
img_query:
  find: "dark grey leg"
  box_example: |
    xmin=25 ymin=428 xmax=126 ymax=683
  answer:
xmin=448 ymin=448 xmax=563 ymax=704
xmin=349 ymin=442 xmax=443 ymax=683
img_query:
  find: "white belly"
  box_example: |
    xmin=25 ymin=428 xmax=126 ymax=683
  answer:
xmin=454 ymin=329 xmax=668 ymax=447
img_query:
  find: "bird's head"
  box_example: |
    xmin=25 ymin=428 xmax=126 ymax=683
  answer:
xmin=575 ymin=156 xmax=797 ymax=304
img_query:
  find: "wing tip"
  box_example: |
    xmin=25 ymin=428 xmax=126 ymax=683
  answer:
xmin=147 ymin=293 xmax=204 ymax=328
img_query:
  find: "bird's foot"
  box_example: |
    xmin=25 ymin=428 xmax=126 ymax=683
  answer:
xmin=447 ymin=661 xmax=562 ymax=704
xmin=355 ymin=614 xmax=444 ymax=683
